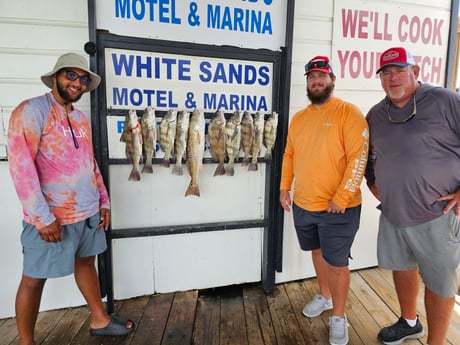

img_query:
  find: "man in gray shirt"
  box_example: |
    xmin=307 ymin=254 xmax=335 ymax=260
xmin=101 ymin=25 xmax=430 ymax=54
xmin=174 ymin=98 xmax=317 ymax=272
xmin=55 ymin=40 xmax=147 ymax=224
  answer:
xmin=366 ymin=47 xmax=460 ymax=345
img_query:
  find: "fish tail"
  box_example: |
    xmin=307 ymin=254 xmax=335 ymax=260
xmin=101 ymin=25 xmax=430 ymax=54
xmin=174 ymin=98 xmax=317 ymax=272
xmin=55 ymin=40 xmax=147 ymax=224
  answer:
xmin=142 ymin=164 xmax=153 ymax=174
xmin=172 ymin=164 xmax=183 ymax=176
xmin=225 ymin=165 xmax=235 ymax=176
xmin=248 ymin=163 xmax=258 ymax=171
xmin=185 ymin=183 xmax=200 ymax=197
xmin=213 ymin=163 xmax=226 ymax=176
xmin=128 ymin=167 xmax=141 ymax=181
xmin=264 ymin=150 xmax=272 ymax=160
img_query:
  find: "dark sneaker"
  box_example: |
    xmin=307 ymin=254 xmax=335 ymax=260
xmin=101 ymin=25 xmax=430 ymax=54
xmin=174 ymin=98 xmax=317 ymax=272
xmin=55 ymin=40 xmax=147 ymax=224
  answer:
xmin=378 ymin=317 xmax=424 ymax=345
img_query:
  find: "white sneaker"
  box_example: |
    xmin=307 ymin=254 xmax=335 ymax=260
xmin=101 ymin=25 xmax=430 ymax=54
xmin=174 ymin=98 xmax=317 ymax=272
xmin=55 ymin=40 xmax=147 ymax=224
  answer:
xmin=329 ymin=315 xmax=349 ymax=345
xmin=302 ymin=294 xmax=333 ymax=317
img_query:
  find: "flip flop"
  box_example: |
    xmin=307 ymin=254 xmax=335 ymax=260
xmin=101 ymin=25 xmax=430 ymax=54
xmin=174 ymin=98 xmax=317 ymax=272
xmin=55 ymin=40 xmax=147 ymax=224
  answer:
xmin=90 ymin=316 xmax=136 ymax=336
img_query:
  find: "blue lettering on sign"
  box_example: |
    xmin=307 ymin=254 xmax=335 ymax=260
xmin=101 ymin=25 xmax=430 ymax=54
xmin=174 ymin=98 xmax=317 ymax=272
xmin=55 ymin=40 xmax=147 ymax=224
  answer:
xmin=115 ymin=0 xmax=181 ymax=24
xmin=117 ymin=120 xmax=125 ymax=133
xmin=242 ymin=0 xmax=274 ymax=4
xmin=207 ymin=5 xmax=272 ymax=34
xmin=113 ymin=87 xmax=178 ymax=108
xmin=203 ymin=93 xmax=268 ymax=112
xmin=111 ymin=53 xmax=191 ymax=80
xmin=199 ymin=61 xmax=271 ymax=85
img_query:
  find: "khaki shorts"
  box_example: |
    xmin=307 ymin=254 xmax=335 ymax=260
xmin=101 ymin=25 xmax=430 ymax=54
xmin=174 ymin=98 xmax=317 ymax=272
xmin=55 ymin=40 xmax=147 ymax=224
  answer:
xmin=21 ymin=212 xmax=107 ymax=279
xmin=378 ymin=212 xmax=460 ymax=298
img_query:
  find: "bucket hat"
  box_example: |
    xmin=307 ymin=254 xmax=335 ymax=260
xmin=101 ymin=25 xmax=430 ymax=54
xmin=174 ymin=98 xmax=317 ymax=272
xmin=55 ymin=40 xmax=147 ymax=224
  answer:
xmin=41 ymin=53 xmax=101 ymax=92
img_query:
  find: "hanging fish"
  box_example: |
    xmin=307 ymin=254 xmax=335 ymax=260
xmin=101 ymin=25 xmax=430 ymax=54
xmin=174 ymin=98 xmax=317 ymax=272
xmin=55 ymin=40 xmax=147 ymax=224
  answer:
xmin=240 ymin=111 xmax=254 ymax=166
xmin=185 ymin=109 xmax=205 ymax=197
xmin=120 ymin=109 xmax=143 ymax=181
xmin=141 ymin=106 xmax=156 ymax=174
xmin=172 ymin=110 xmax=190 ymax=176
xmin=263 ymin=111 xmax=278 ymax=160
xmin=159 ymin=109 xmax=177 ymax=168
xmin=225 ymin=110 xmax=243 ymax=176
xmin=208 ymin=109 xmax=227 ymax=176
xmin=249 ymin=111 xmax=264 ymax=171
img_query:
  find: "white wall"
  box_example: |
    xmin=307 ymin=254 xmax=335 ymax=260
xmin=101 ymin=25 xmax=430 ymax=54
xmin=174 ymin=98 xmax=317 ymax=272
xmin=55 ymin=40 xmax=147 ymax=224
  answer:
xmin=275 ymin=0 xmax=381 ymax=283
xmin=0 ymin=0 xmax=454 ymax=319
xmin=275 ymin=0 xmax=452 ymax=282
xmin=0 ymin=0 xmax=93 ymax=318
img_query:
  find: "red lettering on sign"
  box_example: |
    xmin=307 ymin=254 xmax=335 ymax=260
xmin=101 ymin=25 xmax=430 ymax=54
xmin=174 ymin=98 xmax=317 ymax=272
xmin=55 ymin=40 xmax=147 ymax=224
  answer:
xmin=398 ymin=15 xmax=444 ymax=45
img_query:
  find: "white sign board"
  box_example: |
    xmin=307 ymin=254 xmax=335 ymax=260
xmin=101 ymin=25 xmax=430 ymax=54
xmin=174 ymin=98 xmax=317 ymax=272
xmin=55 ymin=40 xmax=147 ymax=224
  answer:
xmin=332 ymin=0 xmax=451 ymax=89
xmin=104 ymin=48 xmax=274 ymax=111
xmin=96 ymin=0 xmax=287 ymax=51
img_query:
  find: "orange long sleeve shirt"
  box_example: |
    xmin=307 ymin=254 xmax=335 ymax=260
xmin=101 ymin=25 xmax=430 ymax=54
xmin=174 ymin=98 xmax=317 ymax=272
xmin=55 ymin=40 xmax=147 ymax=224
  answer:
xmin=280 ymin=97 xmax=369 ymax=211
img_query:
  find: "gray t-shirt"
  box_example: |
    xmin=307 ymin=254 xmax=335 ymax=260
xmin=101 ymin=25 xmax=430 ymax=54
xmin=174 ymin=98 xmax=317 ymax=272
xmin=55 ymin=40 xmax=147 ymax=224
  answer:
xmin=366 ymin=83 xmax=460 ymax=227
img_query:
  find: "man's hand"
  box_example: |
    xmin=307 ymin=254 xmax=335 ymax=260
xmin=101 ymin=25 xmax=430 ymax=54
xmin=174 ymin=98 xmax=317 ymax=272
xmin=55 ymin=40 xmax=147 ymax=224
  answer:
xmin=37 ymin=221 xmax=62 ymax=242
xmin=437 ymin=188 xmax=460 ymax=216
xmin=280 ymin=190 xmax=292 ymax=212
xmin=327 ymin=200 xmax=345 ymax=214
xmin=97 ymin=208 xmax=111 ymax=231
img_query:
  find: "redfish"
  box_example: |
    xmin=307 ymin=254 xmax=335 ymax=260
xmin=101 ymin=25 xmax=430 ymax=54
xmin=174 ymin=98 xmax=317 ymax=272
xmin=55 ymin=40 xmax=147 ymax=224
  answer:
xmin=120 ymin=109 xmax=143 ymax=181
xmin=185 ymin=109 xmax=205 ymax=197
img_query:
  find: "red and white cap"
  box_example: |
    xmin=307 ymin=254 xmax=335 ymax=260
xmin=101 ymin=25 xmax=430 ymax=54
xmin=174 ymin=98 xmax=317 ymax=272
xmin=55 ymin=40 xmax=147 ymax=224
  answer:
xmin=304 ymin=56 xmax=335 ymax=76
xmin=376 ymin=47 xmax=415 ymax=74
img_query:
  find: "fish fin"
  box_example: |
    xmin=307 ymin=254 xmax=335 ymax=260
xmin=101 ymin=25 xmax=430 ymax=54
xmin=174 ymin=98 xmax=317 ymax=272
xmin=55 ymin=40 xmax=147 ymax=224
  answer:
xmin=172 ymin=165 xmax=183 ymax=176
xmin=248 ymin=163 xmax=258 ymax=171
xmin=225 ymin=166 xmax=235 ymax=176
xmin=213 ymin=164 xmax=226 ymax=176
xmin=142 ymin=165 xmax=153 ymax=174
xmin=185 ymin=183 xmax=200 ymax=197
xmin=128 ymin=168 xmax=141 ymax=181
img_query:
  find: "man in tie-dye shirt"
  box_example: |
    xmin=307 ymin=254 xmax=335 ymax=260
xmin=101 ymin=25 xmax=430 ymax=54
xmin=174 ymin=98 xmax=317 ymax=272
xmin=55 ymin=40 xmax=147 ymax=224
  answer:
xmin=8 ymin=53 xmax=135 ymax=344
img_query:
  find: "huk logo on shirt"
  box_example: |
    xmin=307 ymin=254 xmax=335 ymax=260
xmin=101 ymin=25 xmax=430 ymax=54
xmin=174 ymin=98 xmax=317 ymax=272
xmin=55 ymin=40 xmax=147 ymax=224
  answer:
xmin=61 ymin=125 xmax=87 ymax=139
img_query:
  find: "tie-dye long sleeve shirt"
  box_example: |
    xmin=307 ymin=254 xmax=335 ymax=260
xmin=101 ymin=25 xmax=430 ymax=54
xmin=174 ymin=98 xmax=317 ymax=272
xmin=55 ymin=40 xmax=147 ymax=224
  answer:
xmin=8 ymin=92 xmax=110 ymax=229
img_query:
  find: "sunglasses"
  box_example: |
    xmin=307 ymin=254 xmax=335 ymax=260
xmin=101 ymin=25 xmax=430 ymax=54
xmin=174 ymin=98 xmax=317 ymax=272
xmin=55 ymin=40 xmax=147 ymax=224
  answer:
xmin=63 ymin=70 xmax=91 ymax=86
xmin=305 ymin=60 xmax=330 ymax=73
xmin=387 ymin=94 xmax=416 ymax=124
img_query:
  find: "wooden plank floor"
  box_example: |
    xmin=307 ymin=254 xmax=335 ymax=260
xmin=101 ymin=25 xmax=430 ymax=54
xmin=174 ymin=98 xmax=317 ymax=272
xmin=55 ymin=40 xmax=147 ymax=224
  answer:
xmin=1 ymin=267 xmax=460 ymax=345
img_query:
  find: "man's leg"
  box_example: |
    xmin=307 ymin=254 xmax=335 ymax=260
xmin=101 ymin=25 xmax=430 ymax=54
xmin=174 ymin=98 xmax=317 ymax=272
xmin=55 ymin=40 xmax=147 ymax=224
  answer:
xmin=393 ymin=270 xmax=419 ymax=320
xmin=312 ymin=249 xmax=350 ymax=317
xmin=74 ymin=256 xmax=133 ymax=330
xmin=425 ymin=287 xmax=455 ymax=345
xmin=312 ymin=248 xmax=331 ymax=299
xmin=327 ymin=264 xmax=350 ymax=318
xmin=15 ymin=275 xmax=46 ymax=345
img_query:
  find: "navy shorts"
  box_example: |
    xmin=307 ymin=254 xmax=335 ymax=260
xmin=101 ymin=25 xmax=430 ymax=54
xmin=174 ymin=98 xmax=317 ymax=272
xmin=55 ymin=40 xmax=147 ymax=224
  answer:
xmin=292 ymin=203 xmax=361 ymax=267
xmin=21 ymin=212 xmax=107 ymax=279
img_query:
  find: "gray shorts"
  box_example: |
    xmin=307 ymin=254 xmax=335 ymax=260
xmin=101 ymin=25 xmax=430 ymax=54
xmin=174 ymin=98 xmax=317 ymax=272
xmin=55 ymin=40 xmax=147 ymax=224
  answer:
xmin=21 ymin=212 xmax=107 ymax=279
xmin=292 ymin=203 xmax=361 ymax=267
xmin=378 ymin=212 xmax=460 ymax=298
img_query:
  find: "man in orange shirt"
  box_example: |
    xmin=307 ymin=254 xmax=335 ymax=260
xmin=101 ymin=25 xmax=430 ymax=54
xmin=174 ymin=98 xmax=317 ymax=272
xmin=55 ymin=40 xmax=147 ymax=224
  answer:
xmin=280 ymin=55 xmax=369 ymax=345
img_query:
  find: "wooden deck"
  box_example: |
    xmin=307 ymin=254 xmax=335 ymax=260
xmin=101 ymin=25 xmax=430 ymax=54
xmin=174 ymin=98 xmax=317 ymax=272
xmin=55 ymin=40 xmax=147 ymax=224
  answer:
xmin=1 ymin=267 xmax=459 ymax=345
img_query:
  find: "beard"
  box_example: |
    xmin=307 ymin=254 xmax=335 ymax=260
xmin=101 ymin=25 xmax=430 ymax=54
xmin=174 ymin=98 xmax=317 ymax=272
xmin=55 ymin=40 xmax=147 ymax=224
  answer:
xmin=56 ymin=79 xmax=83 ymax=104
xmin=386 ymin=88 xmax=407 ymax=100
xmin=307 ymin=83 xmax=334 ymax=105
